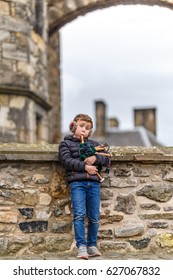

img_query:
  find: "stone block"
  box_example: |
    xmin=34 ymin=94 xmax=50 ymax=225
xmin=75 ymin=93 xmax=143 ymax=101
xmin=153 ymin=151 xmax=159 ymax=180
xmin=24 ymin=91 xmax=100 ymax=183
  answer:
xmin=133 ymin=167 xmax=150 ymax=177
xmin=139 ymin=212 xmax=173 ymax=220
xmin=0 ymin=30 xmax=10 ymax=42
xmin=107 ymin=214 xmax=124 ymax=223
xmin=148 ymin=221 xmax=168 ymax=228
xmin=0 ymin=224 xmax=15 ymax=233
xmin=0 ymin=206 xmax=11 ymax=211
xmin=39 ymin=193 xmax=52 ymax=206
xmin=128 ymin=237 xmax=151 ymax=249
xmin=0 ymin=2 xmax=10 ymax=15
xmin=22 ymin=190 xmax=39 ymax=206
xmin=156 ymin=233 xmax=173 ymax=248
xmin=115 ymin=194 xmax=136 ymax=214
xmin=8 ymin=236 xmax=30 ymax=254
xmin=136 ymin=184 xmax=173 ymax=202
xmin=51 ymin=221 xmax=72 ymax=233
xmin=98 ymin=229 xmax=113 ymax=239
xmin=114 ymin=223 xmax=144 ymax=237
xmin=0 ymin=177 xmax=24 ymax=189
xmin=0 ymin=95 xmax=9 ymax=106
xmin=99 ymin=240 xmax=127 ymax=251
xmin=0 ymin=211 xmax=18 ymax=223
xmin=140 ymin=203 xmax=160 ymax=211
xmin=0 ymin=237 xmax=8 ymax=255
xmin=163 ymin=170 xmax=173 ymax=182
xmin=18 ymin=208 xmax=34 ymax=219
xmin=0 ymin=190 xmax=13 ymax=199
xmin=9 ymin=96 xmax=25 ymax=109
xmin=15 ymin=2 xmax=27 ymax=19
xmin=0 ymin=16 xmax=30 ymax=34
xmin=45 ymin=234 xmax=73 ymax=252
xmin=32 ymin=174 xmax=49 ymax=184
xmin=31 ymin=31 xmax=46 ymax=52
xmin=35 ymin=210 xmax=51 ymax=219
xmin=30 ymin=236 xmax=44 ymax=245
xmin=110 ymin=177 xmax=137 ymax=188
xmin=113 ymin=167 xmax=131 ymax=177
xmin=2 ymin=43 xmax=28 ymax=61
xmin=19 ymin=220 xmax=48 ymax=233
xmin=100 ymin=188 xmax=113 ymax=200
xmin=164 ymin=205 xmax=173 ymax=211
xmin=53 ymin=206 xmax=62 ymax=217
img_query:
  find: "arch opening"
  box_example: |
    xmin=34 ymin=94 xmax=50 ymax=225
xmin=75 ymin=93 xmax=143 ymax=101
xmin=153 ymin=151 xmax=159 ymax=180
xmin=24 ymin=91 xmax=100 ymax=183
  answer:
xmin=59 ymin=5 xmax=173 ymax=146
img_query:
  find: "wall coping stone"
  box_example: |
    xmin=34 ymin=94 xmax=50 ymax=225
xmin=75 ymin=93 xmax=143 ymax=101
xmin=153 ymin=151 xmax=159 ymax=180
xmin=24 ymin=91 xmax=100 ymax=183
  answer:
xmin=0 ymin=144 xmax=173 ymax=162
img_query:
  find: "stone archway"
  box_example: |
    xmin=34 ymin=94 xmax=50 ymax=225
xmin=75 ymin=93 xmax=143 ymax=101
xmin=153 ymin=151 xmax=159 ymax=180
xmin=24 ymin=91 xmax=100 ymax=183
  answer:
xmin=47 ymin=0 xmax=173 ymax=141
xmin=48 ymin=0 xmax=173 ymax=35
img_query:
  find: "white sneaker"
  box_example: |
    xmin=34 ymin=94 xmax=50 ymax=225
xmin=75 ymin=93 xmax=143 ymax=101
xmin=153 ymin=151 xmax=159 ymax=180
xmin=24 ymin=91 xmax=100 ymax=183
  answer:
xmin=77 ymin=246 xmax=88 ymax=259
xmin=87 ymin=246 xmax=101 ymax=257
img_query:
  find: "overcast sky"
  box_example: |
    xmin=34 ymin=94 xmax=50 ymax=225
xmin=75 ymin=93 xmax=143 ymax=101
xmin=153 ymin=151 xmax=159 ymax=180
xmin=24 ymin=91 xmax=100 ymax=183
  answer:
xmin=60 ymin=5 xmax=173 ymax=146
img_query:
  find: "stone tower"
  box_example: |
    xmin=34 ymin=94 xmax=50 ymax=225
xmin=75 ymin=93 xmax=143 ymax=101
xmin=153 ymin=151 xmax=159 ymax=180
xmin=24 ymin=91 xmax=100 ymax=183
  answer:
xmin=0 ymin=0 xmax=53 ymax=143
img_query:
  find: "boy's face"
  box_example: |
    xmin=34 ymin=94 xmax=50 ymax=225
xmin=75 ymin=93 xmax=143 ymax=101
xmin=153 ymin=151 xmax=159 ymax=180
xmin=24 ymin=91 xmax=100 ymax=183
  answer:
xmin=74 ymin=120 xmax=92 ymax=139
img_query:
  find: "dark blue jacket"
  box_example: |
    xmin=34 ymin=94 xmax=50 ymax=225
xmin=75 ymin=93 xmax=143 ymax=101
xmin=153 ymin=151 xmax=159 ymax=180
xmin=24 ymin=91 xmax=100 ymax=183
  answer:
xmin=59 ymin=135 xmax=109 ymax=183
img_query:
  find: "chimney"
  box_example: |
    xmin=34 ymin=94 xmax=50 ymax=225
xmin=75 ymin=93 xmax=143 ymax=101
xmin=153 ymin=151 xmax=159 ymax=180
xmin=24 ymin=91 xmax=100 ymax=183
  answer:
xmin=109 ymin=117 xmax=119 ymax=128
xmin=95 ymin=100 xmax=106 ymax=137
xmin=134 ymin=108 xmax=157 ymax=135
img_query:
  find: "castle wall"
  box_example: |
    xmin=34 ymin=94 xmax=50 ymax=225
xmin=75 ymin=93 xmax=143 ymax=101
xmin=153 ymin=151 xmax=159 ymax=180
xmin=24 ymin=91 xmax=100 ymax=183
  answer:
xmin=1 ymin=144 xmax=173 ymax=258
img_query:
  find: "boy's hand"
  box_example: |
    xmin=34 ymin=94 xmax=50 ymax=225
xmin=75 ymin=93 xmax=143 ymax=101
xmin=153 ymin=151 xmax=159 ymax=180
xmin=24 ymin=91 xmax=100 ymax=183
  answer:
xmin=85 ymin=165 xmax=98 ymax=175
xmin=84 ymin=155 xmax=96 ymax=165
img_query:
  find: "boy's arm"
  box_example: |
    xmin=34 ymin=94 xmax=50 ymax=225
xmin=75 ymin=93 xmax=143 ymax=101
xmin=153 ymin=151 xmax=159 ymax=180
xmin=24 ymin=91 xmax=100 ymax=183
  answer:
xmin=95 ymin=153 xmax=110 ymax=167
xmin=59 ymin=141 xmax=86 ymax=172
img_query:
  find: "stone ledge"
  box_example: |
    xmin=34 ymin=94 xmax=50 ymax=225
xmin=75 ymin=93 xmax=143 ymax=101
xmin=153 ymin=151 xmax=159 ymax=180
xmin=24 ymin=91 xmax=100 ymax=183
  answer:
xmin=0 ymin=86 xmax=52 ymax=111
xmin=0 ymin=143 xmax=59 ymax=161
xmin=0 ymin=144 xmax=173 ymax=162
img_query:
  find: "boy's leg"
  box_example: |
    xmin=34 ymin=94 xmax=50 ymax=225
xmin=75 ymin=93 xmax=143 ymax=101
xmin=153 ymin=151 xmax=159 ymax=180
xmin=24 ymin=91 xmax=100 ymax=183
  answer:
xmin=70 ymin=181 xmax=87 ymax=248
xmin=86 ymin=182 xmax=100 ymax=247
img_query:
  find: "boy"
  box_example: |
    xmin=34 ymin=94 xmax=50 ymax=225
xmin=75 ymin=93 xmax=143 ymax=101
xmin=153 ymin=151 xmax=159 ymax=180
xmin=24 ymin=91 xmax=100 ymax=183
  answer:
xmin=59 ymin=114 xmax=109 ymax=259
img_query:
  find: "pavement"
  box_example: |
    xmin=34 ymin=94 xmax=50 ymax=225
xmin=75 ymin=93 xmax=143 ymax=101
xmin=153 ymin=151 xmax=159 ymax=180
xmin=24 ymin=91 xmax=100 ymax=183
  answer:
xmin=1 ymin=251 xmax=173 ymax=260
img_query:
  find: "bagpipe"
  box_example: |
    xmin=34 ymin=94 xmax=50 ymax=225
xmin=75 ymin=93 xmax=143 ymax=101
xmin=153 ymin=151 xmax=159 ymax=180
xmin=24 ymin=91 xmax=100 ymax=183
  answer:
xmin=80 ymin=134 xmax=111 ymax=182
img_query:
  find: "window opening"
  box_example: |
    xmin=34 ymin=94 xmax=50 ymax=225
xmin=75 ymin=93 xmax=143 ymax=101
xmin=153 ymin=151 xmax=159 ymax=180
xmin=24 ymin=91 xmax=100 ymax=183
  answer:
xmin=34 ymin=0 xmax=43 ymax=36
xmin=36 ymin=113 xmax=42 ymax=143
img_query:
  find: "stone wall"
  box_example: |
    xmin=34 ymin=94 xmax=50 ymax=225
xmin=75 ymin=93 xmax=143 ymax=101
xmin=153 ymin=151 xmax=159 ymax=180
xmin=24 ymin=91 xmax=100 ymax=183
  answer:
xmin=1 ymin=144 xmax=173 ymax=258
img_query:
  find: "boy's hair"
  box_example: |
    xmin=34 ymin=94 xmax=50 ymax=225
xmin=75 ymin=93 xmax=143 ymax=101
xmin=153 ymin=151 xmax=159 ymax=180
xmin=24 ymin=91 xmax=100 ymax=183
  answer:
xmin=69 ymin=114 xmax=93 ymax=136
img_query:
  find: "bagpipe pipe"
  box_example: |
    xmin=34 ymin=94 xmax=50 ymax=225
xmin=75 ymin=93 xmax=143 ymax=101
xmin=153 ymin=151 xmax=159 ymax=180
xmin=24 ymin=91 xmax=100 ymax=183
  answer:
xmin=80 ymin=134 xmax=111 ymax=182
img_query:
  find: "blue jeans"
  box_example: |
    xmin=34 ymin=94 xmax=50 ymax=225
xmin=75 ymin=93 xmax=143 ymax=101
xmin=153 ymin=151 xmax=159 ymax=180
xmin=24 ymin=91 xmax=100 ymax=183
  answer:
xmin=70 ymin=181 xmax=100 ymax=248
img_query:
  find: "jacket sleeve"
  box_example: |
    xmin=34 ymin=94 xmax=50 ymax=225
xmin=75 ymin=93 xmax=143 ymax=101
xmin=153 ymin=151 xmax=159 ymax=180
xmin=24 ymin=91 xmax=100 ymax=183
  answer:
xmin=59 ymin=141 xmax=86 ymax=172
xmin=95 ymin=153 xmax=110 ymax=167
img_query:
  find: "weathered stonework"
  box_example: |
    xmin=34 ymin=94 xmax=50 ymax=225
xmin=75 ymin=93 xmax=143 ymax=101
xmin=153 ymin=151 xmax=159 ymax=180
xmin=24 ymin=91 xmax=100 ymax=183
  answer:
xmin=0 ymin=145 xmax=173 ymax=258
